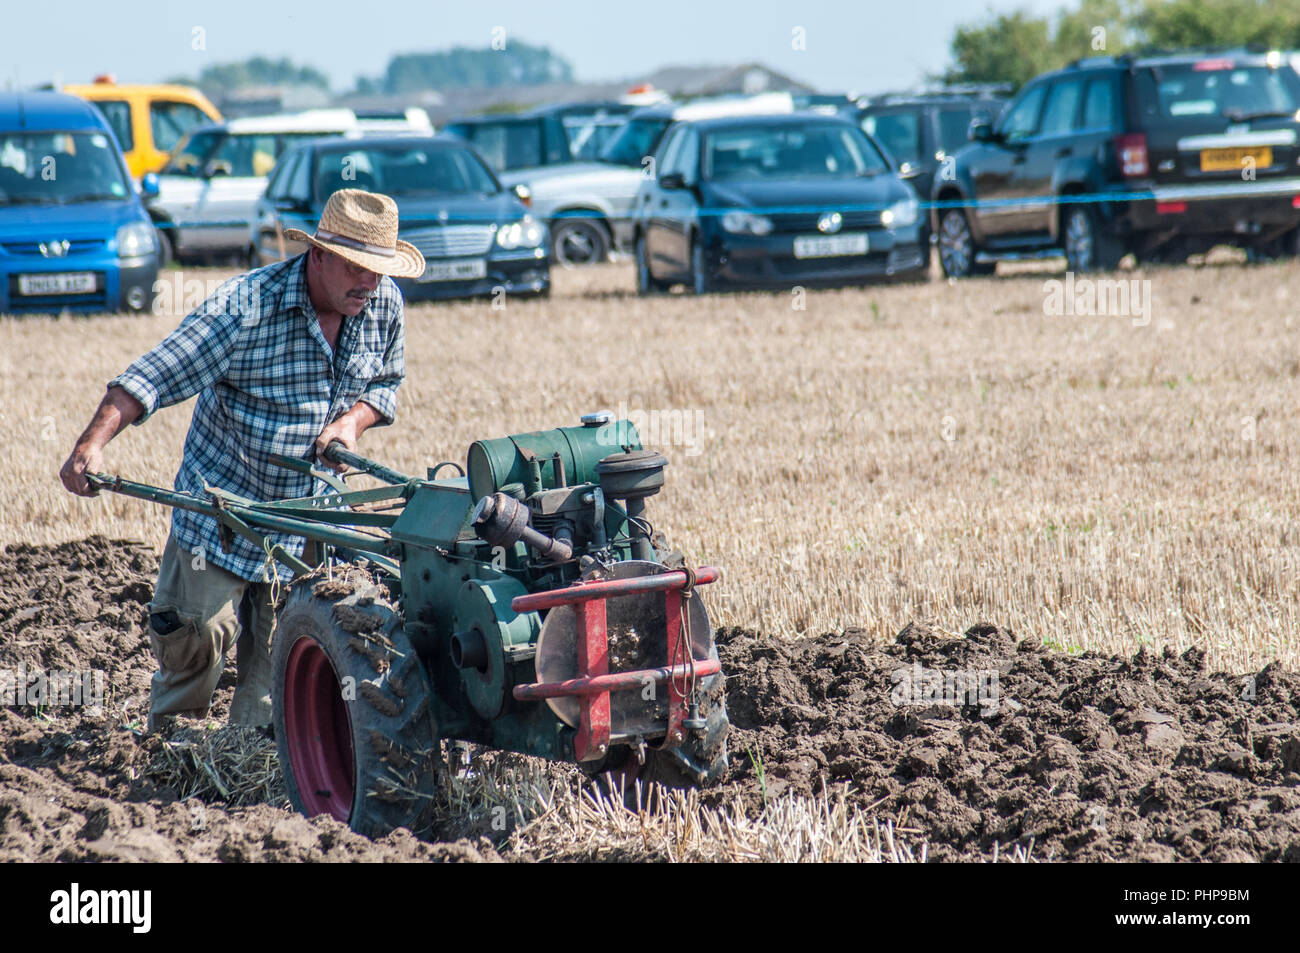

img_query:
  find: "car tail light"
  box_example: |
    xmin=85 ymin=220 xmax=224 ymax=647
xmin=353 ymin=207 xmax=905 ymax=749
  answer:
xmin=1292 ymin=195 xmax=1300 ymax=209
xmin=1116 ymin=133 xmax=1149 ymax=178
xmin=1156 ymin=201 xmax=1186 ymax=214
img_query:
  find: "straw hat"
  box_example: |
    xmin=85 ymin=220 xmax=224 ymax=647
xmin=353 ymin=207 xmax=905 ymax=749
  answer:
xmin=284 ymin=189 xmax=425 ymax=278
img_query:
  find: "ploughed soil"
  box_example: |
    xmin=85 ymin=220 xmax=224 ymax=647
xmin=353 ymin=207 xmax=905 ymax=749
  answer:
xmin=2 ymin=538 xmax=1299 ymax=862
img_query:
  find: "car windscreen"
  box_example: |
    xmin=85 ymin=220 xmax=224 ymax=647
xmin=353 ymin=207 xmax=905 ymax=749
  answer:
xmin=861 ymin=111 xmax=921 ymax=167
xmin=598 ymin=117 xmax=671 ymax=167
xmin=313 ymin=144 xmax=500 ymax=201
xmin=0 ymin=131 xmax=130 ymax=206
xmin=567 ymin=115 xmax=628 ymax=161
xmin=703 ymin=124 xmax=890 ymax=180
xmin=1136 ymin=62 xmax=1300 ymax=122
xmin=163 ymin=129 xmax=221 ymax=174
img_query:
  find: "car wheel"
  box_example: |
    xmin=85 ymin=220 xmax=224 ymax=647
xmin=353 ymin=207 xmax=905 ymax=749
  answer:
xmin=937 ymin=209 xmax=992 ymax=278
xmin=155 ymin=227 xmax=173 ymax=269
xmin=551 ymin=218 xmax=611 ymax=267
xmin=635 ymin=233 xmax=663 ymax=295
xmin=690 ymin=235 xmax=715 ymax=295
xmin=1063 ymin=205 xmax=1124 ymax=272
xmin=1272 ymin=225 xmax=1300 ymax=258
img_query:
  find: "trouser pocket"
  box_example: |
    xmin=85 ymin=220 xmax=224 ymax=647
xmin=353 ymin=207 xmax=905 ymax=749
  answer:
xmin=148 ymin=611 xmax=208 ymax=677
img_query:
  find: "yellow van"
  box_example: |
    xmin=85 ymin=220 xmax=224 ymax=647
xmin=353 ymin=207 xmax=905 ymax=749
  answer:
xmin=62 ymin=76 xmax=222 ymax=178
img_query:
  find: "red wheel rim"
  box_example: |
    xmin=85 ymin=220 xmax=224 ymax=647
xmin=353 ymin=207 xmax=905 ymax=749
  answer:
xmin=283 ymin=637 xmax=354 ymax=821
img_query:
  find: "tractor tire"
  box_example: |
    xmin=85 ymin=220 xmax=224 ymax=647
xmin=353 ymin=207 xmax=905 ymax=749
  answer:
xmin=271 ymin=571 xmax=440 ymax=839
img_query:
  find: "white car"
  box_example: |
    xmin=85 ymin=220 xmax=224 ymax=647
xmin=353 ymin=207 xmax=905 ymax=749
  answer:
xmin=149 ymin=108 xmax=431 ymax=264
xmin=501 ymin=93 xmax=795 ymax=266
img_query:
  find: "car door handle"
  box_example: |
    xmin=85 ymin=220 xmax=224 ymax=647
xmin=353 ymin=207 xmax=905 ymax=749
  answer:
xmin=1011 ymin=155 xmax=1026 ymax=165
xmin=1054 ymin=147 xmax=1072 ymax=158
xmin=658 ymin=201 xmax=668 ymax=208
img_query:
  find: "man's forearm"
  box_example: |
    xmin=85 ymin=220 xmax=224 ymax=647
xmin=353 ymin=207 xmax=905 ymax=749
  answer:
xmin=350 ymin=400 xmax=385 ymax=436
xmin=76 ymin=386 xmax=146 ymax=452
xmin=60 ymin=386 xmax=146 ymax=497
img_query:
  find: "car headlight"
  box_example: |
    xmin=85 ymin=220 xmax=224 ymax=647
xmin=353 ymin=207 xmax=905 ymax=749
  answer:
xmin=497 ymin=216 xmax=546 ymax=249
xmin=880 ymin=197 xmax=919 ymax=228
xmin=117 ymin=221 xmax=157 ymax=260
xmin=720 ymin=210 xmax=773 ymax=235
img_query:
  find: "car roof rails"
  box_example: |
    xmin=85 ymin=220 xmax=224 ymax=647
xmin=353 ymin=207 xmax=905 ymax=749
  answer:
xmin=858 ymin=84 xmax=1012 ymax=107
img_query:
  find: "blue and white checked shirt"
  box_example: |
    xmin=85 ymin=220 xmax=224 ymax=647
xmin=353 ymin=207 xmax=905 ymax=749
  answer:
xmin=110 ymin=253 xmax=406 ymax=582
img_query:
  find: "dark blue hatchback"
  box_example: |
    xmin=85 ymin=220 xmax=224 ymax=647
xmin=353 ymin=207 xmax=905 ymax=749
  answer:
xmin=632 ymin=113 xmax=928 ymax=293
xmin=250 ymin=135 xmax=549 ymax=300
xmin=0 ymin=91 xmax=158 ymax=314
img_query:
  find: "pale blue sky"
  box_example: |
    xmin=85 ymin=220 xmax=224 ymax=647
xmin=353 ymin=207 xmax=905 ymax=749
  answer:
xmin=4 ymin=0 xmax=1072 ymax=96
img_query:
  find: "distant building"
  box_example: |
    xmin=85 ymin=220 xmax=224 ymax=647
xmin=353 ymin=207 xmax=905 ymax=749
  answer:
xmin=215 ymin=83 xmax=330 ymax=118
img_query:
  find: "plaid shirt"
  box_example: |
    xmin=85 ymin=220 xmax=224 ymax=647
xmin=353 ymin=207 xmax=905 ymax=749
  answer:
xmin=110 ymin=253 xmax=405 ymax=582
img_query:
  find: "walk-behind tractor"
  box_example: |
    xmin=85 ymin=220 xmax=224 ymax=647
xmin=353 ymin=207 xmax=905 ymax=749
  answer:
xmin=88 ymin=415 xmax=729 ymax=837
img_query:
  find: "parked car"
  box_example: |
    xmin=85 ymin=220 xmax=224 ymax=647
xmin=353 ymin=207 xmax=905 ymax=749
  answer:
xmin=61 ymin=76 xmax=222 ymax=179
xmin=632 ymin=112 xmax=927 ymax=293
xmin=501 ymin=93 xmax=796 ymax=266
xmin=0 ymin=91 xmax=157 ymax=313
xmin=249 ymin=134 xmax=548 ymax=300
xmin=858 ymin=86 xmax=1008 ymax=208
xmin=149 ymin=108 xmax=431 ymax=265
xmin=442 ymin=102 xmax=638 ymax=176
xmin=932 ymin=49 xmax=1300 ymax=277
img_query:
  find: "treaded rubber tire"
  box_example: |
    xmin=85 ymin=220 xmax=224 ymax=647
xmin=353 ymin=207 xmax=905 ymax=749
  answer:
xmin=690 ymin=235 xmax=716 ymax=295
xmin=552 ymin=218 xmax=611 ymax=266
xmin=937 ymin=209 xmax=994 ymax=278
xmin=155 ymin=227 xmax=173 ymax=269
xmin=1063 ymin=205 xmax=1125 ymax=272
xmin=272 ymin=571 xmax=440 ymax=839
xmin=635 ymin=233 xmax=665 ymax=295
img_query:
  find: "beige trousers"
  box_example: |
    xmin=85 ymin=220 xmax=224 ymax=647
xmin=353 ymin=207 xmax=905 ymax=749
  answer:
xmin=146 ymin=536 xmax=277 ymax=730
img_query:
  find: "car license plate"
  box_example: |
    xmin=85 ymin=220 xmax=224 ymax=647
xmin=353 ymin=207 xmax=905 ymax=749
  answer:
xmin=418 ymin=258 xmax=487 ymax=282
xmin=17 ymin=272 xmax=96 ymax=295
xmin=793 ymin=234 xmax=869 ymax=259
xmin=1200 ymin=146 xmax=1272 ymax=172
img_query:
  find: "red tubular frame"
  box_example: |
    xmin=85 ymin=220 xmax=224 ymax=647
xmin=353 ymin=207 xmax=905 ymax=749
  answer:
xmin=510 ymin=566 xmax=720 ymax=761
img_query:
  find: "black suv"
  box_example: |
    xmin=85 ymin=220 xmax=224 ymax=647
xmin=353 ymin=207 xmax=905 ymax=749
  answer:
xmin=858 ymin=87 xmax=1008 ymax=204
xmin=933 ymin=50 xmax=1300 ymax=276
xmin=442 ymin=102 xmax=636 ymax=174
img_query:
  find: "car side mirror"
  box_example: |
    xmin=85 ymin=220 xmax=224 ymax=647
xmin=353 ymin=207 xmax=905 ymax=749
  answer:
xmin=968 ymin=120 xmax=996 ymax=144
xmin=512 ymin=183 xmax=532 ymax=207
xmin=274 ymin=196 xmax=308 ymax=213
xmin=139 ymin=172 xmax=160 ymax=200
xmin=203 ymin=160 xmax=231 ymax=178
xmin=658 ymin=172 xmax=686 ymax=190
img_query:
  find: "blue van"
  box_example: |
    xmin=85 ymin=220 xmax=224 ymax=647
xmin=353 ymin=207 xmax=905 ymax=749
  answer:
xmin=0 ymin=91 xmax=158 ymax=313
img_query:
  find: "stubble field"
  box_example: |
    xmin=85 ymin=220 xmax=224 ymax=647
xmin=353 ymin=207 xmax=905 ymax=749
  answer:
xmin=3 ymin=256 xmax=1299 ymax=670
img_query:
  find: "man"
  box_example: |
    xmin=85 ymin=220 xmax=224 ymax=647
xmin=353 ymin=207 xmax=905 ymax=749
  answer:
xmin=59 ymin=189 xmax=425 ymax=731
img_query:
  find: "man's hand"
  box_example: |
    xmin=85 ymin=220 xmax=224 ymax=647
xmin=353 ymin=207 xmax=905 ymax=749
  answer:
xmin=315 ymin=401 xmax=384 ymax=471
xmin=60 ymin=442 xmax=106 ymax=497
xmin=59 ymin=386 xmax=145 ymax=497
